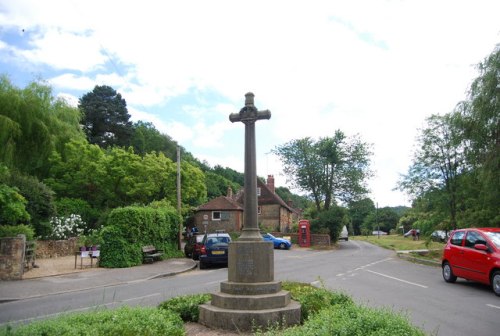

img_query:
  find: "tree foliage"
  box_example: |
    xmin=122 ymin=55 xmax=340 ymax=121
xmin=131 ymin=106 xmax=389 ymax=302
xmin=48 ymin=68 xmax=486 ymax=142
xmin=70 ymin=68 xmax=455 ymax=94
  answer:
xmin=273 ymin=131 xmax=373 ymax=211
xmin=399 ymin=46 xmax=499 ymax=229
xmin=79 ymin=85 xmax=133 ymax=148
xmin=0 ymin=76 xmax=85 ymax=178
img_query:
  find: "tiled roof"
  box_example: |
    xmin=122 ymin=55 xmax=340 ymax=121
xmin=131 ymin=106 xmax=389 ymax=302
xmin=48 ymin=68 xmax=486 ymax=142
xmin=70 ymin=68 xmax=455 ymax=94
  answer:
xmin=196 ymin=196 xmax=243 ymax=211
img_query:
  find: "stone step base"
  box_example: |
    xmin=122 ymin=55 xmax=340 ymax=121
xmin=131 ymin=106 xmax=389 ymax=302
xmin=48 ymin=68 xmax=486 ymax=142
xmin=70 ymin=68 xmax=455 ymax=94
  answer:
xmin=211 ymin=290 xmax=290 ymax=310
xmin=199 ymin=300 xmax=301 ymax=332
xmin=220 ymin=280 xmax=282 ymax=295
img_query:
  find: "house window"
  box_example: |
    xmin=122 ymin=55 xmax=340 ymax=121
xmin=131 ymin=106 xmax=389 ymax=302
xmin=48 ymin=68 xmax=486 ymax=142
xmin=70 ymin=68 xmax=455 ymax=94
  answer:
xmin=258 ymin=206 xmax=262 ymax=215
xmin=257 ymin=187 xmax=261 ymax=196
xmin=212 ymin=211 xmax=221 ymax=220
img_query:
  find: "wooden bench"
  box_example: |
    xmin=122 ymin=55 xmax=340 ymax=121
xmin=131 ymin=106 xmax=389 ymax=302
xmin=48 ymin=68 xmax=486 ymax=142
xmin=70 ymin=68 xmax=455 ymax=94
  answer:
xmin=142 ymin=245 xmax=163 ymax=264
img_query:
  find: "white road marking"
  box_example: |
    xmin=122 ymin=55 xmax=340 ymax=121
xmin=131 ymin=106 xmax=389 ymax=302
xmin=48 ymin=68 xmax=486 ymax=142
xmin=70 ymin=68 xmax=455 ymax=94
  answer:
xmin=486 ymin=304 xmax=500 ymax=310
xmin=366 ymin=269 xmax=428 ymax=288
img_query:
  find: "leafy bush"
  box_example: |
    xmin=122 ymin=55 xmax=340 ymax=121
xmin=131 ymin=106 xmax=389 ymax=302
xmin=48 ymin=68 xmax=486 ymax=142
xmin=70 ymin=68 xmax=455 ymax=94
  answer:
xmin=278 ymin=302 xmax=425 ymax=336
xmin=0 ymin=306 xmax=184 ymax=336
xmin=0 ymin=224 xmax=35 ymax=240
xmin=99 ymin=205 xmax=180 ymax=268
xmin=282 ymin=281 xmax=352 ymax=321
xmin=0 ymin=184 xmax=30 ymax=225
xmin=49 ymin=214 xmax=85 ymax=239
xmin=54 ymin=197 xmax=100 ymax=232
xmin=8 ymin=173 xmax=56 ymax=238
xmin=158 ymin=293 xmax=211 ymax=322
xmin=98 ymin=226 xmax=141 ymax=268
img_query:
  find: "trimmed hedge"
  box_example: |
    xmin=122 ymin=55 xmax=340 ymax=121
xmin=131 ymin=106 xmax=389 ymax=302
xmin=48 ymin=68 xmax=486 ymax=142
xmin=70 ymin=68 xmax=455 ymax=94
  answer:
xmin=99 ymin=205 xmax=180 ymax=268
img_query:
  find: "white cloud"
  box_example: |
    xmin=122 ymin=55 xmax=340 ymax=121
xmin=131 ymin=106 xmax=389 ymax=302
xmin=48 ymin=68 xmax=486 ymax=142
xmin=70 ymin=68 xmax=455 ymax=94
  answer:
xmin=1 ymin=0 xmax=499 ymax=207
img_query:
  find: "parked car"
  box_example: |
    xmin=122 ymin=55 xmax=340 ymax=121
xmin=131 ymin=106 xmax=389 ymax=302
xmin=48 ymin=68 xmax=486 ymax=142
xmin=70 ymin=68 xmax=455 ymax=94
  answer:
xmin=262 ymin=233 xmax=291 ymax=249
xmin=441 ymin=227 xmax=500 ymax=296
xmin=339 ymin=225 xmax=349 ymax=241
xmin=184 ymin=233 xmax=204 ymax=260
xmin=199 ymin=232 xmax=232 ymax=269
xmin=431 ymin=230 xmax=449 ymax=242
xmin=372 ymin=230 xmax=387 ymax=236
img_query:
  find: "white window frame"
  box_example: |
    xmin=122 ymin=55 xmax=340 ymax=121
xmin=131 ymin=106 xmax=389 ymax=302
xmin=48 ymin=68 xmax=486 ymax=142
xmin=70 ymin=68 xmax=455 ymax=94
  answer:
xmin=257 ymin=187 xmax=261 ymax=196
xmin=212 ymin=211 xmax=221 ymax=221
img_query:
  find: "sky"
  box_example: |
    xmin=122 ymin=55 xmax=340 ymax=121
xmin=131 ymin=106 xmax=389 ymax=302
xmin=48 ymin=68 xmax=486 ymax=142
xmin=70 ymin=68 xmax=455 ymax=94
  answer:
xmin=1 ymin=0 xmax=499 ymax=208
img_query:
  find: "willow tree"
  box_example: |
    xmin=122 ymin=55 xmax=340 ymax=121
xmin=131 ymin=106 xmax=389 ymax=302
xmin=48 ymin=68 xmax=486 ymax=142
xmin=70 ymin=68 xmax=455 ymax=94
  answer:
xmin=0 ymin=76 xmax=84 ymax=178
xmin=398 ymin=114 xmax=466 ymax=230
xmin=273 ymin=130 xmax=373 ymax=211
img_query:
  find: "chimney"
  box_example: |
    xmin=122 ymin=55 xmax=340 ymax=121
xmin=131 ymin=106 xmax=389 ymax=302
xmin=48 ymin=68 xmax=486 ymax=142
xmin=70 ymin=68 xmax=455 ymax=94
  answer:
xmin=267 ymin=175 xmax=275 ymax=193
xmin=227 ymin=186 xmax=233 ymax=198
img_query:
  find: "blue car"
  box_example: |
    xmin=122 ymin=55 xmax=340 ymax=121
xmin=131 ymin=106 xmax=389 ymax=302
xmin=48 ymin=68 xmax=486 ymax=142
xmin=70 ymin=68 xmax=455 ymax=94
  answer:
xmin=262 ymin=233 xmax=291 ymax=250
xmin=199 ymin=232 xmax=231 ymax=269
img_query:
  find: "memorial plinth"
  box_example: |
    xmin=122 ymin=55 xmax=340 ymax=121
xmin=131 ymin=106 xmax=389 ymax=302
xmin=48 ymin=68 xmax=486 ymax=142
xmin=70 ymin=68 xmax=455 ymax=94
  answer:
xmin=198 ymin=93 xmax=301 ymax=332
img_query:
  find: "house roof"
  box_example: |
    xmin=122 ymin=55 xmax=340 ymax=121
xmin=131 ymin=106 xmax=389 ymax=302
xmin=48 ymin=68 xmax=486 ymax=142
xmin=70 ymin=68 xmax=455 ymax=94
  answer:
xmin=196 ymin=195 xmax=243 ymax=211
xmin=235 ymin=179 xmax=295 ymax=213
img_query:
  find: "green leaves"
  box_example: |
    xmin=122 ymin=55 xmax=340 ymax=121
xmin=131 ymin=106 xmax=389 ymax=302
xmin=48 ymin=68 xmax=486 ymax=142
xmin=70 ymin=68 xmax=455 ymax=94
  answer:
xmin=273 ymin=132 xmax=373 ymax=211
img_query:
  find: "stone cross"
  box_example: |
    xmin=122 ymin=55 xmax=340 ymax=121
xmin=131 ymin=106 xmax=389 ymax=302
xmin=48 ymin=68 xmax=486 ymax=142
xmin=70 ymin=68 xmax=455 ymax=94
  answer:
xmin=229 ymin=92 xmax=271 ymax=241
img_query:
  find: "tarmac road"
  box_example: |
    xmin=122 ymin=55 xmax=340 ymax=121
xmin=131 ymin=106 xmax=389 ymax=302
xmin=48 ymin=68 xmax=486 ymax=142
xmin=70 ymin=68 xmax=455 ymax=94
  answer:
xmin=1 ymin=240 xmax=499 ymax=336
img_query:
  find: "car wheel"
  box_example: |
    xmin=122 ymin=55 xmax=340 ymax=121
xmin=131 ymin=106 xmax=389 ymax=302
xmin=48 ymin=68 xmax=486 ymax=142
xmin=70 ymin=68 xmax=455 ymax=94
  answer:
xmin=192 ymin=253 xmax=199 ymax=261
xmin=442 ymin=262 xmax=457 ymax=283
xmin=279 ymin=242 xmax=286 ymax=249
xmin=199 ymin=261 xmax=206 ymax=269
xmin=492 ymin=271 xmax=500 ymax=297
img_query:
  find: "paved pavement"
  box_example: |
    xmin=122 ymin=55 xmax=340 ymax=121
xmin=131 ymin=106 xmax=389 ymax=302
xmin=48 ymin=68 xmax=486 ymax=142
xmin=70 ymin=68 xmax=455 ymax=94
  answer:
xmin=0 ymin=258 xmax=198 ymax=303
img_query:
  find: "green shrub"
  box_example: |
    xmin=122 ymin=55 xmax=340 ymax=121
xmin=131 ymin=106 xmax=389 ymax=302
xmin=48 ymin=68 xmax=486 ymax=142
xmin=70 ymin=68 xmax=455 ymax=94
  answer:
xmin=99 ymin=205 xmax=180 ymax=268
xmin=282 ymin=281 xmax=352 ymax=321
xmin=0 ymin=306 xmax=184 ymax=336
xmin=279 ymin=302 xmax=425 ymax=336
xmin=98 ymin=226 xmax=141 ymax=268
xmin=0 ymin=224 xmax=35 ymax=240
xmin=54 ymin=197 xmax=100 ymax=232
xmin=158 ymin=293 xmax=211 ymax=322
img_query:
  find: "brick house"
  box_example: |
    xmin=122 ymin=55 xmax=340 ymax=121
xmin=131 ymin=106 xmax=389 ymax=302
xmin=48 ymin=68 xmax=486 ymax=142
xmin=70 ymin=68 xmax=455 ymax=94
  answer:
xmin=193 ymin=187 xmax=244 ymax=233
xmin=194 ymin=175 xmax=300 ymax=233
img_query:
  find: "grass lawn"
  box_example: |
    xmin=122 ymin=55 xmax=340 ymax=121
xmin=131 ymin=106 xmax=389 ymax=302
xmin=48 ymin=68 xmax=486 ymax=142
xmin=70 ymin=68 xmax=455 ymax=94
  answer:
xmin=352 ymin=234 xmax=445 ymax=262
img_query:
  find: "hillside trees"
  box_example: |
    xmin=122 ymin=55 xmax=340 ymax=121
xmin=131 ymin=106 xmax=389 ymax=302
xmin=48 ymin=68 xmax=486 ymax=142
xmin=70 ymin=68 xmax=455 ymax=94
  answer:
xmin=273 ymin=131 xmax=373 ymax=211
xmin=79 ymin=85 xmax=133 ymax=148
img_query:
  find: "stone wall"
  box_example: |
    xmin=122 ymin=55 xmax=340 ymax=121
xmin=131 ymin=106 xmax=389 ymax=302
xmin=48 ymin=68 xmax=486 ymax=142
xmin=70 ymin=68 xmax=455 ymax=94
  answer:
xmin=272 ymin=232 xmax=331 ymax=246
xmin=35 ymin=237 xmax=79 ymax=258
xmin=0 ymin=235 xmax=25 ymax=280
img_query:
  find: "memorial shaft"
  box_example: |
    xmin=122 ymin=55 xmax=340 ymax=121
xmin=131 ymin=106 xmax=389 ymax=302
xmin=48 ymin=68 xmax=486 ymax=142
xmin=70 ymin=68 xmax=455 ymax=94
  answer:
xmin=229 ymin=92 xmax=271 ymax=241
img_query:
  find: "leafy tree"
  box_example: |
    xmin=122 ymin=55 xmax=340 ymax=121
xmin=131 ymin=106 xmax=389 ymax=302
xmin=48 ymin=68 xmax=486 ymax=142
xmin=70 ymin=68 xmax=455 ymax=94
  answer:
xmin=0 ymin=76 xmax=84 ymax=178
xmin=398 ymin=114 xmax=466 ymax=230
xmin=362 ymin=207 xmax=400 ymax=234
xmin=348 ymin=198 xmax=375 ymax=235
xmin=79 ymin=85 xmax=133 ymax=148
xmin=211 ymin=165 xmax=245 ymax=186
xmin=131 ymin=121 xmax=178 ymax=157
xmin=8 ymin=172 xmax=56 ymax=237
xmin=275 ymin=186 xmax=313 ymax=211
xmin=273 ymin=131 xmax=373 ymax=211
xmin=205 ymin=171 xmax=239 ymax=200
xmin=0 ymin=183 xmax=30 ymax=225
xmin=455 ymin=46 xmax=500 ymax=226
xmin=311 ymin=205 xmax=349 ymax=242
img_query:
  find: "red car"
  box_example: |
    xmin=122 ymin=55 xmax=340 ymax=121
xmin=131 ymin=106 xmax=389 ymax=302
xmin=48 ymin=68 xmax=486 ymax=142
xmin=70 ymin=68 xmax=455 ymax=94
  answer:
xmin=442 ymin=227 xmax=500 ymax=296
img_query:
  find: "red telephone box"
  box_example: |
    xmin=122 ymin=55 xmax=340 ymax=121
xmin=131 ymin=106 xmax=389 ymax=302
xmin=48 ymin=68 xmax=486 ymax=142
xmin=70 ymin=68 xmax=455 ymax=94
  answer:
xmin=298 ymin=219 xmax=311 ymax=247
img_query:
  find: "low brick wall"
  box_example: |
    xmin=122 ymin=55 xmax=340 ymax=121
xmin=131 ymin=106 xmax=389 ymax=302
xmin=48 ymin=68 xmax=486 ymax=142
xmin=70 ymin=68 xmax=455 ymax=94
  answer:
xmin=35 ymin=238 xmax=79 ymax=258
xmin=271 ymin=232 xmax=331 ymax=246
xmin=0 ymin=236 xmax=25 ymax=280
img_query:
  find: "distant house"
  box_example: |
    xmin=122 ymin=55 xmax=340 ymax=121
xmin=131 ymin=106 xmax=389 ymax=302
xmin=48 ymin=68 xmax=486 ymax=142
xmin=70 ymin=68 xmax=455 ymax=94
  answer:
xmin=193 ymin=187 xmax=243 ymax=233
xmin=194 ymin=175 xmax=300 ymax=233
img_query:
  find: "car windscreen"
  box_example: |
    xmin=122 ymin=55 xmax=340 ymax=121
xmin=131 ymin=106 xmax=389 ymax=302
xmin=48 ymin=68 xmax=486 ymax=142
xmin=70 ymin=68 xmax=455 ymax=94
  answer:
xmin=485 ymin=232 xmax=500 ymax=249
xmin=206 ymin=236 xmax=230 ymax=246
